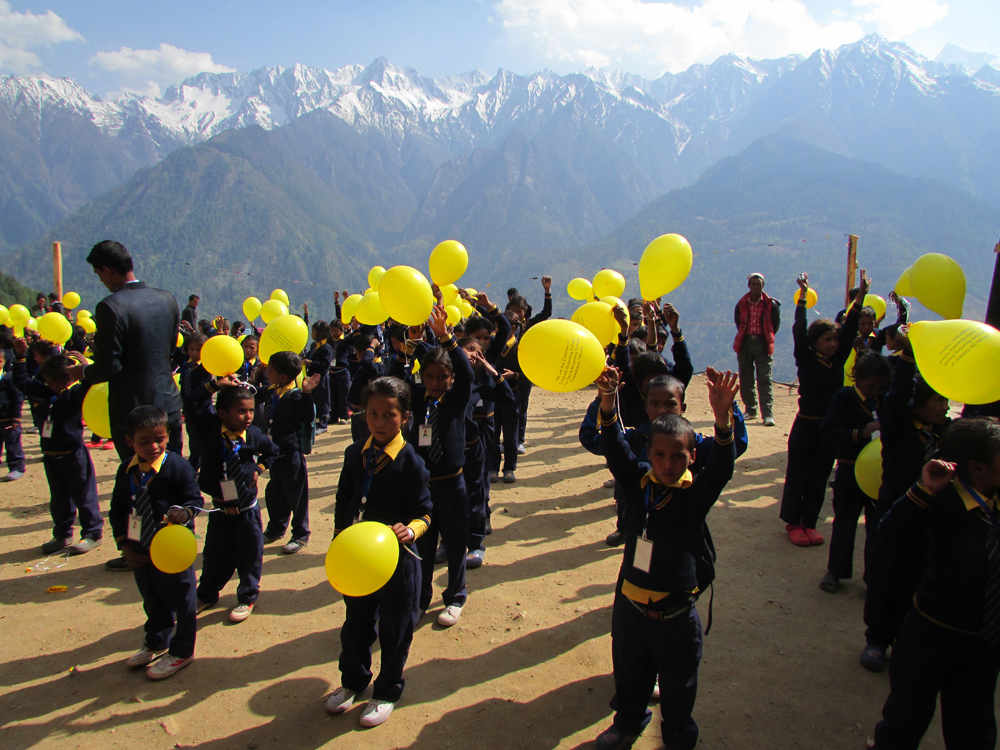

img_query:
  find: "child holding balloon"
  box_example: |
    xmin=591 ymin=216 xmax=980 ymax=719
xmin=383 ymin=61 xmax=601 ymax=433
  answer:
xmin=0 ymin=329 xmax=25 ymax=481
xmin=178 ymin=333 xmax=213 ymax=471
xmin=305 ymin=321 xmax=334 ymax=434
xmin=327 ymin=376 xmax=432 ymax=728
xmin=109 ymin=405 xmax=204 ymax=681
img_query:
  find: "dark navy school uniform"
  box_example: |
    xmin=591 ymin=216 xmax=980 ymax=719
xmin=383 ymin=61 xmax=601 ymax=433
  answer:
xmin=347 ymin=348 xmax=385 ymax=443
xmin=474 ymin=304 xmax=513 ymax=485
xmin=466 ymin=370 xmax=514 ymax=553
xmin=779 ymin=300 xmax=860 ymax=529
xmin=600 ymin=408 xmax=736 ymax=748
xmin=190 ymin=414 xmax=279 ymax=606
xmin=109 ymin=452 xmax=204 ymax=658
xmin=306 ymin=339 xmax=334 ymax=428
xmin=236 ymin=356 xmax=262 ymax=384
xmin=494 ymin=331 xmax=523 ymax=474
xmin=514 ymin=293 xmax=552 ymax=445
xmin=13 ymin=359 xmax=103 ymax=542
xmin=614 ymin=331 xmax=695 ymax=429
xmin=255 ymin=383 xmax=314 ymax=543
xmin=179 ymin=358 xmax=213 ymax=470
xmin=334 ymin=432 xmax=432 ymax=703
xmin=329 ymin=338 xmax=351 ymax=423
xmin=822 ymin=385 xmax=881 ymax=581
xmin=0 ymin=364 xmax=25 ymax=474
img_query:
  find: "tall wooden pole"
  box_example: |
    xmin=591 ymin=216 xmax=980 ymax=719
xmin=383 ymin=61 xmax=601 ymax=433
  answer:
xmin=846 ymin=235 xmax=859 ymax=306
xmin=52 ymin=242 xmax=63 ymax=300
xmin=986 ymin=235 xmax=1000 ymax=330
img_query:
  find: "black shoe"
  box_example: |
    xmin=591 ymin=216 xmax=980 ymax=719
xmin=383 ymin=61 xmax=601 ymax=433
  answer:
xmin=605 ymin=530 xmax=625 ymax=547
xmin=106 ymin=556 xmax=131 ymax=571
xmin=595 ymin=725 xmax=638 ymax=750
xmin=434 ymin=544 xmax=447 ymax=564
xmin=484 ymin=516 xmax=492 ymax=536
xmin=41 ymin=537 xmax=70 ymax=554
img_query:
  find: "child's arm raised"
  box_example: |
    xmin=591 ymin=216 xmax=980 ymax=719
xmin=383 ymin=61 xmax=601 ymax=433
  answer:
xmin=663 ymin=304 xmax=693 ymax=387
xmin=792 ymin=274 xmax=810 ymax=366
xmin=430 ymin=305 xmax=475 ymax=409
xmin=694 ymin=368 xmax=739 ymax=514
xmin=879 ymin=459 xmax=953 ymax=554
xmin=598 ymin=366 xmax=644 ymax=493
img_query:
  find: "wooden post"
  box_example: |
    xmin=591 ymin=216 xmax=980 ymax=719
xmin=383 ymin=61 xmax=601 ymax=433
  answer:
xmin=986 ymin=235 xmax=1000 ymax=330
xmin=846 ymin=235 xmax=859 ymax=306
xmin=52 ymin=242 xmax=63 ymax=300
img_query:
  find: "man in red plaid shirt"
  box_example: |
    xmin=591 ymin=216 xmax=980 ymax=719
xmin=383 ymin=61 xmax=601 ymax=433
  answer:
xmin=733 ymin=273 xmax=781 ymax=426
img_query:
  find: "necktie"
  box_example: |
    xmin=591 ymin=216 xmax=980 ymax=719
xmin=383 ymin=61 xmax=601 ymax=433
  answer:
xmin=426 ymin=398 xmax=443 ymax=465
xmin=182 ymin=362 xmax=193 ymax=395
xmin=224 ymin=437 xmax=254 ymax=509
xmin=982 ymin=526 xmax=1000 ymax=650
xmin=257 ymin=391 xmax=278 ymax=434
xmin=132 ymin=469 xmax=159 ymax=549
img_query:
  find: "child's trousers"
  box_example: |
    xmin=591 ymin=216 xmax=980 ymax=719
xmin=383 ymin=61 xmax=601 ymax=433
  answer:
xmin=197 ymin=506 xmax=264 ymax=605
xmin=43 ymin=447 xmax=103 ymax=541
xmin=264 ymin=453 xmax=310 ymax=542
xmin=417 ymin=473 xmax=469 ymax=610
xmin=2 ymin=423 xmax=25 ymax=473
xmin=464 ymin=439 xmax=487 ymax=552
xmin=779 ymin=415 xmax=834 ymax=529
xmin=827 ymin=461 xmax=875 ymax=580
xmin=134 ymin=562 xmax=198 ymax=658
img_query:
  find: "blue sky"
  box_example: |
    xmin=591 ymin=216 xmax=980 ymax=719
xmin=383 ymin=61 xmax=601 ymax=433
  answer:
xmin=1 ymin=0 xmax=996 ymax=97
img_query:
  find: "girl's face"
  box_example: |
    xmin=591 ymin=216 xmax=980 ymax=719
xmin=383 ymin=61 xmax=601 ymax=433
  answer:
xmin=187 ymin=343 xmax=203 ymax=361
xmin=469 ymin=329 xmax=491 ymax=350
xmin=859 ymin=315 xmax=876 ymax=338
xmin=462 ymin=341 xmax=483 ymax=371
xmin=242 ymin=339 xmax=258 ymax=360
xmin=855 ymin=375 xmax=889 ymax=401
xmin=647 ymin=432 xmax=695 ymax=486
xmin=366 ymin=394 xmax=406 ymax=446
xmin=423 ymin=363 xmax=454 ymax=400
xmin=816 ymin=330 xmax=839 ymax=357
xmin=914 ymin=394 xmax=950 ymax=425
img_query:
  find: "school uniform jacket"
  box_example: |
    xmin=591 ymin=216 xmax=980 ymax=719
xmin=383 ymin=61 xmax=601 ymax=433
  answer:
xmin=189 ymin=413 xmax=279 ymax=503
xmin=614 ymin=332 xmax=695 ymax=427
xmin=254 ymin=383 xmax=314 ymax=456
xmin=821 ymin=385 xmax=881 ymax=462
xmin=0 ymin=365 xmax=23 ymax=426
xmin=793 ymin=298 xmax=861 ymax=418
xmin=306 ymin=340 xmax=334 ymax=377
xmin=347 ymin=348 xmax=385 ymax=410
xmin=179 ymin=360 xmax=214 ymax=416
xmin=467 ymin=370 xmax=515 ymax=444
xmin=13 ymin=359 xmax=89 ymax=453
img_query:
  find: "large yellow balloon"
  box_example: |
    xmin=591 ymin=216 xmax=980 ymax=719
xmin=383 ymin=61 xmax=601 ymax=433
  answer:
xmin=909 ymin=253 xmax=965 ymax=320
xmin=341 ymin=293 xmax=362 ymax=324
xmin=793 ymin=287 xmax=818 ymax=308
xmin=895 ymin=267 xmax=913 ymax=297
xmin=270 ymin=289 xmax=290 ymax=306
xmin=62 ymin=291 xmax=81 ymax=309
xmin=440 ymin=284 xmax=459 ymax=306
xmin=38 ymin=312 xmax=72 ymax=345
xmin=572 ymin=302 xmax=617 ymax=346
xmin=201 ymin=335 xmax=244 ymax=376
xmin=0 ymin=305 xmax=7 ymax=325
xmin=379 ymin=266 xmax=435 ymax=326
xmin=855 ymin=438 xmax=883 ymax=500
xmin=355 ymin=291 xmax=389 ymax=326
xmin=638 ymin=233 xmax=693 ymax=300
xmin=368 ymin=266 xmax=387 ymax=289
xmin=259 ymin=314 xmax=309 ymax=364
xmin=149 ymin=525 xmax=198 ymax=574
xmin=82 ymin=382 xmax=111 ymax=438
xmin=429 ymin=240 xmax=469 ymax=286
xmin=444 ymin=305 xmax=462 ymax=325
xmin=518 ymin=319 xmax=607 ymax=392
xmin=79 ymin=317 xmax=96 ymax=334
xmin=260 ymin=299 xmax=288 ymax=324
xmin=567 ymin=277 xmax=594 ymax=301
xmin=243 ymin=296 xmax=262 ymax=321
xmin=325 ymin=521 xmax=400 ymax=597
xmin=863 ymin=294 xmax=887 ymax=320
xmin=8 ymin=304 xmax=30 ymax=327
xmin=592 ymin=269 xmax=626 ymax=300
xmin=910 ymin=319 xmax=1000 ymax=404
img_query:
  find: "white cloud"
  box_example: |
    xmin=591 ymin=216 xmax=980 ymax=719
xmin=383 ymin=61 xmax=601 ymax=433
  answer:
xmin=0 ymin=1 xmax=82 ymax=73
xmin=853 ymin=0 xmax=948 ymax=39
xmin=90 ymin=43 xmax=235 ymax=98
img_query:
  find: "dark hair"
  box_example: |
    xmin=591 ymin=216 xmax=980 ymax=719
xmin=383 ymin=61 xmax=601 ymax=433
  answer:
xmin=350 ymin=333 xmax=373 ymax=351
xmin=86 ymin=240 xmax=133 ymax=274
xmin=188 ymin=294 xmax=200 ymax=302
xmin=241 ymin=334 xmax=259 ymax=344
xmin=456 ymin=336 xmax=481 ymax=351
xmin=0 ymin=328 xmax=14 ymax=348
xmin=848 ymin=286 xmax=860 ymax=302
xmin=231 ymin=321 xmax=246 ymax=336
xmin=36 ymin=293 xmax=46 ymax=301
xmin=186 ymin=333 xmax=207 ymax=349
xmin=859 ymin=306 xmax=877 ymax=320
xmin=40 ymin=354 xmax=73 ymax=382
xmin=361 ymin=376 xmax=411 ymax=413
xmin=631 ymin=326 xmax=648 ymax=341
xmin=48 ymin=292 xmax=59 ymax=301
xmin=645 ymin=373 xmax=686 ymax=399
xmin=939 ymin=418 xmax=1000 ymax=480
xmin=851 ymin=351 xmax=890 ymax=382
xmin=388 ymin=325 xmax=408 ymax=343
xmin=509 ymin=296 xmax=529 ymax=311
xmin=627 ymin=338 xmax=647 ymax=356
xmin=627 ymin=297 xmax=643 ymax=310
xmin=422 ymin=347 xmax=454 ymax=376
xmin=506 ymin=288 xmax=519 ymax=299
xmin=216 ymin=384 xmax=254 ymax=412
xmin=633 ymin=351 xmax=669 ymax=386
xmin=330 ymin=319 xmax=344 ymax=332
xmin=648 ymin=414 xmax=697 ymax=452
xmin=464 ymin=316 xmax=493 ymax=336
xmin=913 ymin=377 xmax=943 ymax=408
xmin=883 ymin=323 xmax=901 ymax=338
xmin=312 ymin=320 xmax=331 ymax=340
xmin=453 ymin=322 xmax=466 ymax=334
xmin=30 ymin=340 xmax=59 ymax=357
xmin=807 ymin=319 xmax=838 ymax=348
xmin=127 ymin=405 xmax=168 ymax=435
xmin=269 ymin=350 xmax=302 ymax=379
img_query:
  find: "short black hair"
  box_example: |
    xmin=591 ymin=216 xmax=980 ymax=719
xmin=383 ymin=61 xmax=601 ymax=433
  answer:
xmin=189 ymin=294 xmax=200 ymax=302
xmin=362 ymin=376 xmax=411 ymax=413
xmin=40 ymin=354 xmax=73 ymax=382
xmin=507 ymin=288 xmax=519 ymax=299
xmin=464 ymin=316 xmax=493 ymax=336
xmin=185 ymin=333 xmax=207 ymax=348
xmin=913 ymin=377 xmax=943 ymax=408
xmin=48 ymin=292 xmax=59 ymax=301
xmin=0 ymin=328 xmax=15 ymax=348
xmin=241 ymin=334 xmax=259 ymax=344
xmin=645 ymin=373 xmax=685 ymax=399
xmin=648 ymin=414 xmax=697 ymax=452
xmin=851 ymin=350 xmax=890 ymax=382
xmin=350 ymin=333 xmax=374 ymax=351
xmin=422 ymin=347 xmax=454 ymax=376
xmin=859 ymin=306 xmax=877 ymax=320
xmin=848 ymin=286 xmax=860 ymax=301
xmin=36 ymin=294 xmax=45 ymax=301
xmin=312 ymin=320 xmax=331 ymax=340
xmin=627 ymin=339 xmax=647 ymax=357
xmin=86 ymin=240 xmax=133 ymax=274
xmin=127 ymin=405 xmax=168 ymax=436
xmin=30 ymin=340 xmax=59 ymax=357
xmin=216 ymin=384 xmax=254 ymax=412
xmin=939 ymin=418 xmax=1000 ymax=481
xmin=330 ymin=319 xmax=344 ymax=332
xmin=269 ymin=350 xmax=302 ymax=379
xmin=632 ymin=351 xmax=669 ymax=385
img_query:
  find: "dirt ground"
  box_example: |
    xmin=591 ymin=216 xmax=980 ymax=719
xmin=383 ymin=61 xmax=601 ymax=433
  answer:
xmin=0 ymin=375 xmax=956 ymax=749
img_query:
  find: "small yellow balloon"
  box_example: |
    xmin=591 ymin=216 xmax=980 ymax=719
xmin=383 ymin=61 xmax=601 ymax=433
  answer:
xmin=176 ymin=331 xmax=184 ymax=347
xmin=638 ymin=234 xmax=693 ymax=300
xmin=0 ymin=305 xmax=7 ymax=325
xmin=599 ymin=296 xmax=627 ymax=316
xmin=895 ymin=267 xmax=913 ymax=297
xmin=76 ymin=309 xmax=92 ymax=320
xmin=260 ymin=299 xmax=288 ymax=324
xmin=270 ymin=289 xmax=290 ymax=306
xmin=201 ymin=335 xmax=244 ymax=376
xmin=444 ymin=305 xmax=462 ymax=325
xmin=325 ymin=521 xmax=400 ymax=597
xmin=908 ymin=253 xmax=965 ymax=320
xmin=8 ymin=304 xmax=30 ymax=327
xmin=464 ymin=288 xmax=478 ymax=299
xmin=355 ymin=291 xmax=389 ymax=326
xmin=149 ymin=524 xmax=198 ymax=574
xmin=379 ymin=266 xmax=435 ymax=326
xmin=855 ymin=438 xmax=883 ymax=500
xmin=259 ymin=314 xmax=309 ymax=364
xmin=62 ymin=291 xmax=81 ymax=309
xmin=37 ymin=312 xmax=73 ymax=345
xmin=592 ymin=270 xmax=626 ymax=300
xmin=82 ymin=382 xmax=111 ymax=439
xmin=843 ymin=347 xmax=857 ymax=387
xmin=440 ymin=284 xmax=459 ymax=306
xmin=429 ymin=240 xmax=469 ymax=286
xmin=572 ymin=301 xmax=617 ymax=346
xmin=25 ymin=317 xmax=37 ymax=331
xmin=567 ymin=278 xmax=594 ymax=301
xmin=517 ymin=319 xmax=607 ymax=392
xmin=243 ymin=296 xmax=262 ymax=321
xmin=80 ymin=317 xmax=96 ymax=334
xmin=793 ymin=287 xmax=819 ymax=309
xmin=341 ymin=293 xmax=362 ymax=324
xmin=910 ymin=319 xmax=1000 ymax=404
xmin=368 ymin=266 xmax=387 ymax=289
xmin=863 ymin=294 xmax=887 ymax=320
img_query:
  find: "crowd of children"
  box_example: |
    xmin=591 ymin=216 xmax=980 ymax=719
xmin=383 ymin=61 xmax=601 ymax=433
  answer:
xmin=2 ymin=262 xmax=1000 ymax=747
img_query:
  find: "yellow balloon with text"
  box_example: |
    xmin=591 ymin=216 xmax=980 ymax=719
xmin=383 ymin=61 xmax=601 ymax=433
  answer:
xmin=908 ymin=253 xmax=965 ymax=320
xmin=379 ymin=266 xmax=435 ymax=326
xmin=325 ymin=521 xmax=400 ymax=597
xmin=518 ymin=319 xmax=607 ymax=393
xmin=572 ymin=301 xmax=618 ymax=346
xmin=259 ymin=314 xmax=309 ymax=365
xmin=341 ymin=293 xmax=362 ymax=324
xmin=429 ymin=240 xmax=469 ymax=286
xmin=260 ymin=299 xmax=288 ymax=325
xmin=201 ymin=335 xmax=244 ymax=376
xmin=62 ymin=291 xmax=81 ymax=309
xmin=638 ymin=233 xmax=693 ymax=300
xmin=270 ymin=289 xmax=290 ymax=306
xmin=592 ymin=269 xmax=626 ymax=300
xmin=855 ymin=438 xmax=883 ymax=500
xmin=150 ymin=525 xmax=198 ymax=574
xmin=909 ymin=319 xmax=1000 ymax=405
xmin=82 ymin=382 xmax=111 ymax=439
xmin=243 ymin=296 xmax=262 ymax=321
xmin=567 ymin=277 xmax=594 ymax=301
xmin=38 ymin=312 xmax=72 ymax=344
xmin=793 ymin=287 xmax=818 ymax=309
xmin=355 ymin=292 xmax=389 ymax=326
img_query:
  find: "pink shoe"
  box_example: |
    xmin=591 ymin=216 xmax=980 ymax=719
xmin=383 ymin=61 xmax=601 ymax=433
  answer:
xmin=804 ymin=527 xmax=825 ymax=545
xmin=785 ymin=524 xmax=810 ymax=547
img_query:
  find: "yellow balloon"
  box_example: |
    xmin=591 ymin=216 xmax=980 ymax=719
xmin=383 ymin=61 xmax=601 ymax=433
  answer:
xmin=518 ymin=319 xmax=607 ymax=392
xmin=80 ymin=317 xmax=96 ymax=334
xmin=379 ymin=266 xmax=435 ymax=326
xmin=176 ymin=331 xmax=184 ymax=347
xmin=910 ymin=319 xmax=1000 ymax=404
xmin=355 ymin=291 xmax=389 ymax=326
xmin=243 ymin=296 xmax=262 ymax=321
xmin=592 ymin=270 xmax=626 ymax=300
xmin=440 ymin=284 xmax=459 ymax=306
xmin=325 ymin=521 xmax=400 ymax=597
xmin=909 ymin=253 xmax=965 ymax=320
xmin=149 ymin=524 xmax=198 ymax=574
xmin=259 ymin=314 xmax=309 ymax=364
xmin=444 ymin=304 xmax=462 ymax=325
xmin=8 ymin=304 xmax=30 ymax=327
xmin=82 ymin=382 xmax=111 ymax=438
xmin=76 ymin=309 xmax=92 ymax=319
xmin=567 ymin=277 xmax=594 ymax=301
xmin=341 ymin=293 xmax=362 ymax=324
xmin=843 ymin=347 xmax=857 ymax=387
xmin=368 ymin=266 xmax=387 ymax=289
xmin=173 ymin=371 xmax=180 ymax=389
xmin=863 ymin=294 xmax=887 ymax=320
xmin=201 ymin=335 xmax=244 ymax=376
xmin=599 ymin=296 xmax=627 ymax=315
xmin=793 ymin=287 xmax=818 ymax=309
xmin=855 ymin=438 xmax=883 ymax=500
xmin=25 ymin=317 xmax=37 ymax=331
xmin=429 ymin=240 xmax=469 ymax=286
xmin=460 ymin=299 xmax=475 ymax=318
xmin=895 ymin=267 xmax=913 ymax=297
xmin=260 ymin=299 xmax=288 ymax=324
xmin=0 ymin=305 xmax=7 ymax=325
xmin=638 ymin=233 xmax=693 ymax=300
xmin=270 ymin=289 xmax=290 ymax=306
xmin=38 ymin=312 xmax=72 ymax=345
xmin=62 ymin=291 xmax=81 ymax=309
xmin=572 ymin=301 xmax=617 ymax=346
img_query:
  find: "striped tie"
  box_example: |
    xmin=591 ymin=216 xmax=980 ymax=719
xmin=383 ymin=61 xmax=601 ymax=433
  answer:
xmin=133 ymin=472 xmax=159 ymax=549
xmin=224 ymin=438 xmax=255 ymax=510
xmin=426 ymin=398 xmax=443 ymax=465
xmin=182 ymin=362 xmax=193 ymax=396
xmin=982 ymin=527 xmax=1000 ymax=650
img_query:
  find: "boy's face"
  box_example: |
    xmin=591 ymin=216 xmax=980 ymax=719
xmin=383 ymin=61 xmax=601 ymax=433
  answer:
xmin=423 ymin=363 xmax=454 ymax=400
xmin=218 ymin=398 xmax=255 ymax=432
xmin=914 ymin=394 xmax=950 ymax=426
xmin=366 ymin=393 xmax=406 ymax=446
xmin=266 ymin=365 xmax=294 ymax=387
xmin=127 ymin=424 xmax=169 ymax=464
xmin=816 ymin=329 xmax=840 ymax=357
xmin=187 ymin=343 xmax=203 ymax=361
xmin=43 ymin=374 xmax=70 ymax=394
xmin=242 ymin=339 xmax=258 ymax=360
xmin=647 ymin=432 xmax=695 ymax=486
xmin=856 ymin=375 xmax=889 ymax=401
xmin=645 ymin=384 xmax=685 ymax=421
xmin=859 ymin=315 xmax=876 ymax=338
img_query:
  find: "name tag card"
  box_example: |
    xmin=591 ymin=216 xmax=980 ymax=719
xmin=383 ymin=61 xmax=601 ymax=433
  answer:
xmin=127 ymin=514 xmax=142 ymax=542
xmin=220 ymin=480 xmax=240 ymax=502
xmin=41 ymin=420 xmax=53 ymax=438
xmin=419 ymin=425 xmax=433 ymax=447
xmin=633 ymin=537 xmax=653 ymax=573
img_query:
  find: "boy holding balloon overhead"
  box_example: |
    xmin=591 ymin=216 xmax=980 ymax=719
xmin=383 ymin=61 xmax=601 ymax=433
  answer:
xmin=109 ymin=405 xmax=204 ymax=681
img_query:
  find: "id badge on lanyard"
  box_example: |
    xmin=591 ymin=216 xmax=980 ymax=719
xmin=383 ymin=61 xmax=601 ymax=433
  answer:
xmin=419 ymin=425 xmax=433 ymax=447
xmin=127 ymin=514 xmax=142 ymax=541
xmin=221 ymin=439 xmax=240 ymax=502
xmin=41 ymin=420 xmax=53 ymax=438
xmin=633 ymin=486 xmax=655 ymax=573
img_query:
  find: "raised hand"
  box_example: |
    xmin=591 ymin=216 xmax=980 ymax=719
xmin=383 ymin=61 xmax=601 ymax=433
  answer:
xmin=302 ymin=373 xmax=322 ymax=393
xmin=428 ymin=304 xmax=449 ymax=339
xmin=612 ymin=305 xmax=628 ymax=336
xmin=596 ymin=365 xmax=622 ymax=413
xmin=859 ymin=268 xmax=871 ymax=299
xmin=920 ymin=459 xmax=956 ymax=495
xmin=705 ymin=367 xmax=739 ymax=428
xmin=797 ymin=273 xmax=809 ymax=291
xmin=13 ymin=337 xmax=27 ymax=356
xmin=541 ymin=276 xmax=552 ymax=292
xmin=475 ymin=292 xmax=492 ymax=309
xmin=661 ymin=303 xmax=680 ymax=332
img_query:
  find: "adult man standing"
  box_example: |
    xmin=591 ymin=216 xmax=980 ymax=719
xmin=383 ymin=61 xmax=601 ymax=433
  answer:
xmin=181 ymin=294 xmax=200 ymax=328
xmin=733 ymin=273 xmax=780 ymax=426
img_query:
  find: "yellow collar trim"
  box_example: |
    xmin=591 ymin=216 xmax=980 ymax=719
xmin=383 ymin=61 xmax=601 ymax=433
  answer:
xmin=222 ymin=426 xmax=247 ymax=442
xmin=954 ymin=479 xmax=997 ymax=513
xmin=363 ymin=431 xmax=406 ymax=460
xmin=269 ymin=382 xmax=295 ymax=397
xmin=128 ymin=452 xmax=167 ymax=474
xmin=641 ymin=469 xmax=693 ymax=490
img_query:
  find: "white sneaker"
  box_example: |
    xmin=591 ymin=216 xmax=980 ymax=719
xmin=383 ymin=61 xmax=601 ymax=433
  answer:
xmin=359 ymin=699 xmax=395 ymax=727
xmin=146 ymin=654 xmax=193 ymax=680
xmin=437 ymin=604 xmax=463 ymax=627
xmin=125 ymin=645 xmax=167 ymax=668
xmin=3 ymin=471 xmax=24 ymax=481
xmin=325 ymin=686 xmax=357 ymax=714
